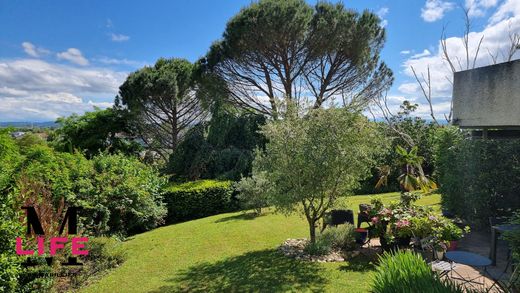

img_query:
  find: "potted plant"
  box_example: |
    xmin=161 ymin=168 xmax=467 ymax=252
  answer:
xmin=432 ymin=240 xmax=448 ymax=260
xmin=438 ymin=221 xmax=470 ymax=251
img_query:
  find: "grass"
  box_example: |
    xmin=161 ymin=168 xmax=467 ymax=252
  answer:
xmin=82 ymin=192 xmax=441 ymax=293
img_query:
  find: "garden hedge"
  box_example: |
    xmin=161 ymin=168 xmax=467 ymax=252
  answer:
xmin=163 ymin=180 xmax=237 ymax=223
xmin=434 ymin=127 xmax=520 ymax=227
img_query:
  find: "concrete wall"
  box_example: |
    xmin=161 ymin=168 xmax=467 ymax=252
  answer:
xmin=452 ymin=59 xmax=520 ymax=129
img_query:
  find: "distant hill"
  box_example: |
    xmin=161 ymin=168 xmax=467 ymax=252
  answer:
xmin=0 ymin=121 xmax=58 ymax=128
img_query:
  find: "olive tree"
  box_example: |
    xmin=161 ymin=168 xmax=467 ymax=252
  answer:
xmin=253 ymin=108 xmax=383 ymax=242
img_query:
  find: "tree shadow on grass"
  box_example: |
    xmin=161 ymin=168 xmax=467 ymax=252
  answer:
xmin=214 ymin=212 xmax=267 ymax=223
xmin=338 ymin=254 xmax=377 ymax=273
xmin=148 ymin=249 xmax=328 ymax=292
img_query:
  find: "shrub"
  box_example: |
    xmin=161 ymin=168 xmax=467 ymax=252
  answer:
xmin=303 ymin=238 xmax=332 ymax=256
xmin=87 ymin=153 xmax=168 ymax=235
xmin=434 ymin=127 xmax=520 ymax=226
xmin=163 ymin=180 xmax=235 ymax=223
xmin=320 ymin=224 xmax=356 ymax=251
xmin=234 ymin=172 xmax=271 ymax=215
xmin=372 ymin=250 xmax=472 ymax=293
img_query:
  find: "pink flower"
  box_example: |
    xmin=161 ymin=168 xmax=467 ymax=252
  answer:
xmin=381 ymin=208 xmax=392 ymax=216
xmin=396 ymin=219 xmax=410 ymax=228
xmin=371 ymin=217 xmax=379 ymax=224
xmin=428 ymin=215 xmax=437 ymax=221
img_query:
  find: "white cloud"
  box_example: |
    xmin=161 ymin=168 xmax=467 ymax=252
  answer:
xmin=466 ymin=0 xmax=499 ymax=17
xmin=411 ymin=49 xmax=432 ymax=59
xmin=400 ymin=50 xmax=412 ymax=55
xmin=57 ymin=48 xmax=89 ymax=66
xmin=398 ymin=83 xmax=420 ymax=94
xmin=21 ymin=42 xmax=50 ymax=58
xmin=111 ymin=33 xmax=130 ymax=42
xmin=489 ymin=0 xmax=520 ymax=24
xmin=0 ymin=58 xmax=127 ymax=121
xmin=377 ymin=7 xmax=389 ymax=27
xmin=398 ymin=2 xmax=520 ymax=120
xmin=421 ymin=0 xmax=455 ymax=22
xmin=94 ymin=57 xmax=144 ymax=67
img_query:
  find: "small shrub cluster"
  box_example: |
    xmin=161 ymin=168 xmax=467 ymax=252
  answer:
xmin=372 ymin=250 xmax=474 ymax=293
xmin=163 ymin=180 xmax=236 ymax=223
xmin=320 ymin=224 xmax=356 ymax=251
xmin=304 ymin=224 xmax=357 ymax=256
xmin=434 ymin=127 xmax=520 ymax=226
xmin=234 ymin=172 xmax=271 ymax=215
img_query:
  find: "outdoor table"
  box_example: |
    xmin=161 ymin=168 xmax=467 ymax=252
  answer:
xmin=446 ymin=251 xmax=496 ymax=291
xmin=490 ymin=224 xmax=520 ymax=266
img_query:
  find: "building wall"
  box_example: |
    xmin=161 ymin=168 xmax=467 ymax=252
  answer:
xmin=452 ymin=59 xmax=520 ymax=129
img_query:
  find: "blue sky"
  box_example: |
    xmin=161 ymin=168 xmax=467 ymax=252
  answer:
xmin=0 ymin=0 xmax=518 ymax=122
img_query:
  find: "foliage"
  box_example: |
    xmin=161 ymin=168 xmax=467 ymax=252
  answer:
xmin=163 ymin=180 xmax=235 ymax=223
xmin=234 ymin=172 xmax=271 ymax=215
xmin=202 ymin=0 xmax=392 ymax=118
xmin=116 ymin=58 xmax=208 ymax=158
xmin=319 ymin=223 xmax=356 ymax=251
xmin=50 ymin=108 xmax=142 ymax=158
xmin=360 ymin=101 xmax=438 ymax=194
xmin=367 ymin=195 xmax=465 ymax=248
xmin=303 ymin=237 xmax=332 ymax=256
xmin=10 ymin=143 xmax=167 ymax=237
xmin=86 ymin=153 xmax=168 ymax=235
xmin=372 ymin=250 xmax=472 ymax=293
xmin=434 ymin=127 xmax=520 ymax=226
xmin=376 ymin=145 xmax=437 ymax=193
xmin=253 ymin=108 xmax=383 ymax=242
xmin=437 ymin=221 xmax=468 ymax=242
xmin=167 ymin=105 xmax=266 ymax=181
xmin=0 ymin=131 xmax=24 ymax=293
xmin=504 ymin=211 xmax=520 ymax=264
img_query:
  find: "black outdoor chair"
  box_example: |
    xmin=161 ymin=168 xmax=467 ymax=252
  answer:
xmin=330 ymin=209 xmax=354 ymax=226
xmin=322 ymin=209 xmax=354 ymax=232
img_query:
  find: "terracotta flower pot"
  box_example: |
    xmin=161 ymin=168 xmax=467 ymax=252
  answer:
xmin=447 ymin=240 xmax=458 ymax=251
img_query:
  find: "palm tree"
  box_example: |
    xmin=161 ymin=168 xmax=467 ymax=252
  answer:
xmin=376 ymin=146 xmax=437 ymax=193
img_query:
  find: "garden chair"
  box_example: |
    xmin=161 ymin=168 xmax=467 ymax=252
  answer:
xmin=495 ymin=265 xmax=520 ymax=293
xmin=357 ymin=204 xmax=372 ymax=229
xmin=322 ymin=209 xmax=354 ymax=231
xmin=419 ymin=237 xmax=457 ymax=278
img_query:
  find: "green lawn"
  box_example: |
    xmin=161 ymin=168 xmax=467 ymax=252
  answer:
xmin=82 ymin=192 xmax=441 ymax=293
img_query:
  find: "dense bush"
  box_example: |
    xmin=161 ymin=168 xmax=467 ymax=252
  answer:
xmin=0 ymin=131 xmax=24 ymax=292
xmin=167 ymin=108 xmax=266 ymax=181
xmin=85 ymin=153 xmax=167 ymax=235
xmin=163 ymin=180 xmax=235 ymax=223
xmin=434 ymin=127 xmax=520 ymax=226
xmin=372 ymin=250 xmax=470 ymax=293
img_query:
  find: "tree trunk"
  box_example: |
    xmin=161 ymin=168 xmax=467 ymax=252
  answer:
xmin=308 ymin=219 xmax=316 ymax=243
